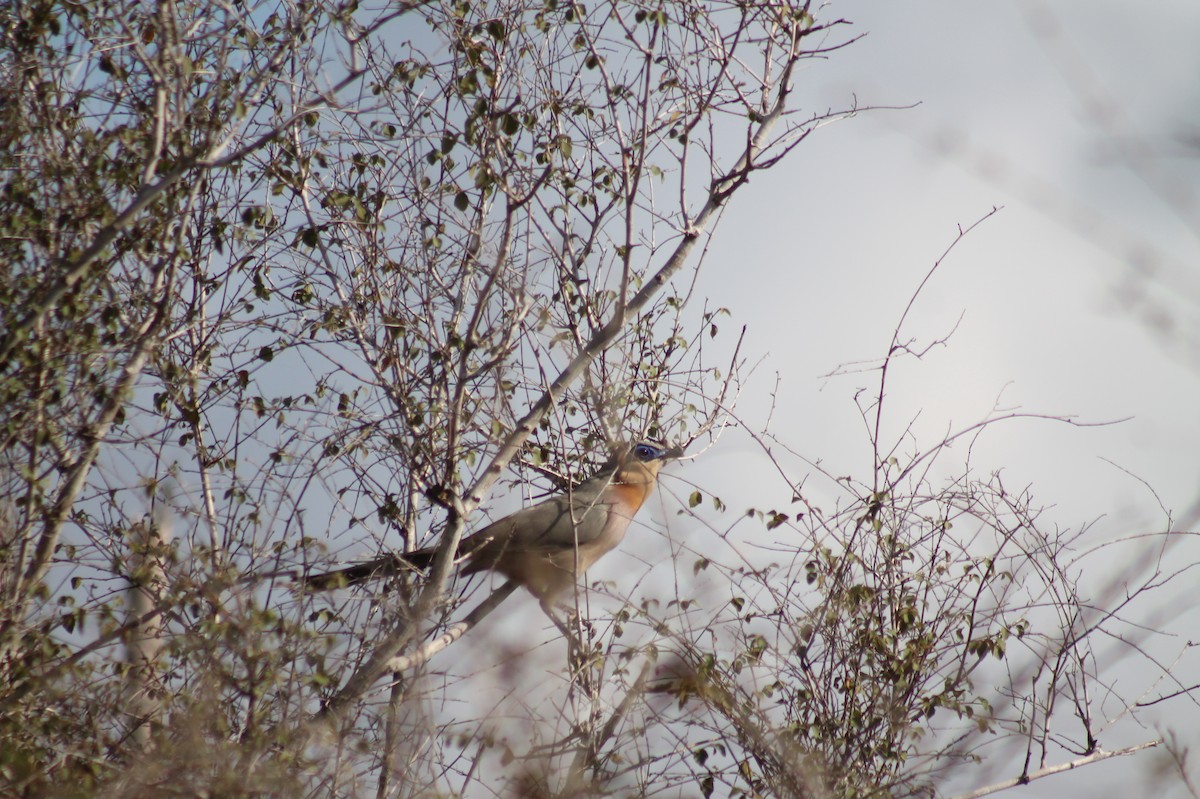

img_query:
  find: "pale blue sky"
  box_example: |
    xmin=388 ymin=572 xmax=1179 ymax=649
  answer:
xmin=694 ymin=0 xmax=1200 ymax=526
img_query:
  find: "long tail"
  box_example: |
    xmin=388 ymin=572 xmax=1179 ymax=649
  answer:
xmin=303 ymin=549 xmax=434 ymax=589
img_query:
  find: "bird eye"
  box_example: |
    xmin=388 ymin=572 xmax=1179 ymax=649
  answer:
xmin=634 ymin=443 xmax=663 ymax=460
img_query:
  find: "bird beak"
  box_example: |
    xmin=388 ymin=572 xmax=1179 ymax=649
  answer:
xmin=663 ymin=445 xmax=686 ymax=461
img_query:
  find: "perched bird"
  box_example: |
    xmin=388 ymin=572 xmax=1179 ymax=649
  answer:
xmin=305 ymin=441 xmax=682 ymax=606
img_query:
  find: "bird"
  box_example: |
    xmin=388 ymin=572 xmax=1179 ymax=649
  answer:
xmin=304 ymin=441 xmax=683 ymax=607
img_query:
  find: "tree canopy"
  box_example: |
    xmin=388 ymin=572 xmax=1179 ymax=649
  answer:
xmin=0 ymin=2 xmax=1192 ymax=798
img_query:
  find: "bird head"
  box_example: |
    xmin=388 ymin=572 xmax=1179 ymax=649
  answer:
xmin=611 ymin=440 xmax=684 ymax=486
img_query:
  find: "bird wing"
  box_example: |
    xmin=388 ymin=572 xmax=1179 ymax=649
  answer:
xmin=460 ymin=490 xmax=609 ymax=558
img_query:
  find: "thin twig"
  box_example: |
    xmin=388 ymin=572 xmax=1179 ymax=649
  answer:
xmin=950 ymin=740 xmax=1161 ymax=799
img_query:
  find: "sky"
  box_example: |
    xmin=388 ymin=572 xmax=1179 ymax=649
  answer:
xmin=664 ymin=0 xmax=1200 ymax=795
xmin=671 ymin=0 xmax=1200 ymax=544
xmin=696 ymin=0 xmax=1200 ymax=521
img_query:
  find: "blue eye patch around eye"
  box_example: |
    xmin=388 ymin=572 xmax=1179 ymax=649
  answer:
xmin=634 ymin=443 xmax=666 ymax=461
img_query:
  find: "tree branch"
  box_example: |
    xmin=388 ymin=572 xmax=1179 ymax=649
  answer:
xmin=951 ymin=740 xmax=1162 ymax=799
